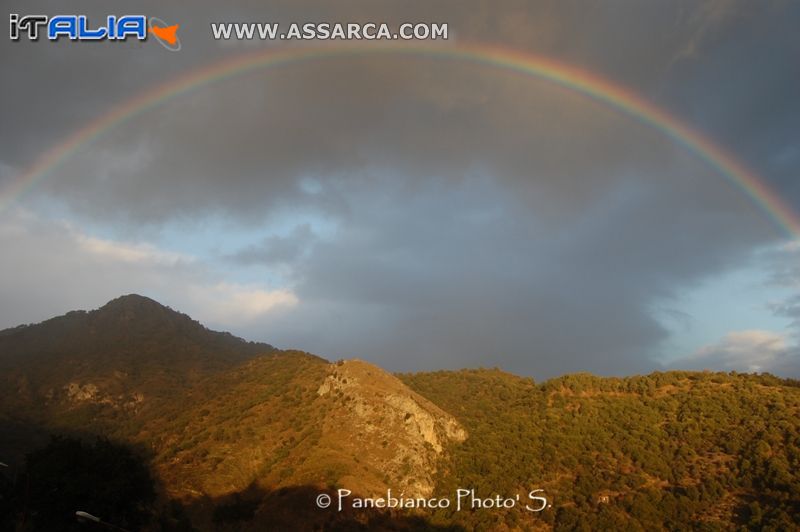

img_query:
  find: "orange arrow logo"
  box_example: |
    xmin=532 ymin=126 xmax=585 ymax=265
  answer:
xmin=149 ymin=24 xmax=179 ymax=45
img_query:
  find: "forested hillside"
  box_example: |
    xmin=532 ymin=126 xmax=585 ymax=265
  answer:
xmin=402 ymin=369 xmax=800 ymax=530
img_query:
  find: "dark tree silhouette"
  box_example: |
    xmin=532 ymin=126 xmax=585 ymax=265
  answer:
xmin=20 ymin=435 xmax=155 ymax=531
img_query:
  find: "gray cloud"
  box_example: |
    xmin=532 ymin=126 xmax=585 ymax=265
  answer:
xmin=1 ymin=0 xmax=798 ymax=378
xmin=230 ymin=224 xmax=316 ymax=266
xmin=764 ymin=243 xmax=800 ymax=336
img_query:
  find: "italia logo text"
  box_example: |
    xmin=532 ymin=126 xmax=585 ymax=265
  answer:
xmin=10 ymin=14 xmax=147 ymax=41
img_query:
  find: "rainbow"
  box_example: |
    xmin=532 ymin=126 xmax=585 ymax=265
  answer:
xmin=3 ymin=42 xmax=798 ymax=237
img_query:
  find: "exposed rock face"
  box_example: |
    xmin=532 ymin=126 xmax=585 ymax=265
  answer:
xmin=65 ymin=382 xmax=100 ymax=402
xmin=317 ymin=359 xmax=466 ymax=497
xmin=62 ymin=381 xmax=144 ymax=411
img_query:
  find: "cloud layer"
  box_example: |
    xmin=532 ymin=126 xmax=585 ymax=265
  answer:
xmin=673 ymin=329 xmax=799 ymax=375
xmin=2 ymin=0 xmax=799 ymax=378
xmin=0 ymin=210 xmax=296 ymax=330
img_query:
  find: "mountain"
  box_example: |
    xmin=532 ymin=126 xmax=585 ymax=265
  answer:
xmin=145 ymin=356 xmax=466 ymax=501
xmin=0 ymin=293 xmax=273 ymax=374
xmin=0 ymin=296 xmax=468 ymax=529
xmin=1 ymin=296 xmax=799 ymax=530
xmin=0 ymin=294 xmax=273 ymax=393
xmin=0 ymin=295 xmax=275 ymax=452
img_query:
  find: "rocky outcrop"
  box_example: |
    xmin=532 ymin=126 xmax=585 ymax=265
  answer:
xmin=62 ymin=381 xmax=144 ymax=411
xmin=317 ymin=359 xmax=466 ymax=497
xmin=65 ymin=382 xmax=100 ymax=402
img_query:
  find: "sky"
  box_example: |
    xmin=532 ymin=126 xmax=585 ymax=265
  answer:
xmin=1 ymin=0 xmax=799 ymax=378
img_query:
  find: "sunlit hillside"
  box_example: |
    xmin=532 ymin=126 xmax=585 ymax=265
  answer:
xmin=1 ymin=297 xmax=799 ymax=530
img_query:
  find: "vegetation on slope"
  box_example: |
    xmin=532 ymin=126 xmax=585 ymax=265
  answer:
xmin=401 ymin=369 xmax=800 ymax=531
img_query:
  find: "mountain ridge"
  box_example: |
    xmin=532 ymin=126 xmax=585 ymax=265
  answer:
xmin=0 ymin=293 xmax=273 ymax=356
xmin=1 ymin=295 xmax=799 ymax=530
xmin=0 ymin=296 xmax=467 ymax=502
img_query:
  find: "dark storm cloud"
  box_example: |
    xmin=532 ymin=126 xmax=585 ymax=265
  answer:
xmin=38 ymin=61 xmax=667 ymax=224
xmin=2 ymin=0 xmax=798 ymax=377
xmin=249 ymin=161 xmax=773 ymax=376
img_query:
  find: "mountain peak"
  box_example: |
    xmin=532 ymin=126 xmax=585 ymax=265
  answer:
xmin=0 ymin=294 xmax=275 ymax=382
xmin=87 ymin=294 xmax=206 ymax=337
xmin=103 ymin=293 xmax=164 ymax=307
xmin=98 ymin=293 xmax=180 ymax=316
